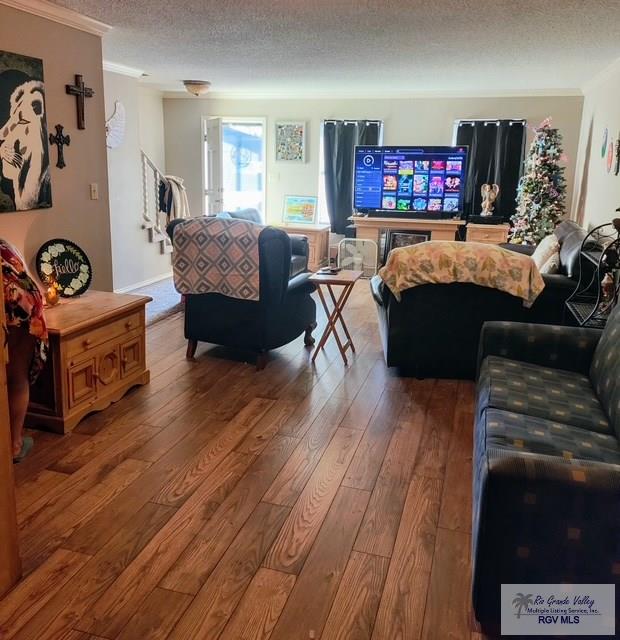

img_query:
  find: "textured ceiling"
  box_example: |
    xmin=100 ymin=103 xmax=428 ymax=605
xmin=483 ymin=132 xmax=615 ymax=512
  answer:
xmin=50 ymin=0 xmax=620 ymax=94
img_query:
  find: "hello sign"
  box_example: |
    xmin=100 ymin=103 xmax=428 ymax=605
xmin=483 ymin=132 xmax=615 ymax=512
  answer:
xmin=36 ymin=239 xmax=92 ymax=297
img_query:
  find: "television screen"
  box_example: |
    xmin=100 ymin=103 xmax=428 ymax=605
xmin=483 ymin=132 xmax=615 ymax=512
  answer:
xmin=354 ymin=145 xmax=468 ymax=218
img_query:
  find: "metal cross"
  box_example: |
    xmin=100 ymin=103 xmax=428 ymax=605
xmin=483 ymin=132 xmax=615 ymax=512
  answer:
xmin=66 ymin=74 xmax=94 ymax=130
xmin=49 ymin=124 xmax=70 ymax=169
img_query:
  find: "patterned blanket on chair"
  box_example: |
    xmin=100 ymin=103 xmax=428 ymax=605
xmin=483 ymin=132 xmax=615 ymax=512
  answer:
xmin=172 ymin=217 xmax=261 ymax=300
xmin=379 ymin=240 xmax=545 ymax=307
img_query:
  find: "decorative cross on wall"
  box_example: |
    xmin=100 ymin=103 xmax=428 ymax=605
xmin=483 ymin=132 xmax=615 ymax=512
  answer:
xmin=66 ymin=74 xmax=94 ymax=130
xmin=49 ymin=124 xmax=70 ymax=169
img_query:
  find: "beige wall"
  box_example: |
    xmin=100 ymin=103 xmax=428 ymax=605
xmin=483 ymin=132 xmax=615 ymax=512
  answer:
xmin=572 ymin=59 xmax=620 ymax=229
xmin=139 ymin=86 xmax=166 ymax=172
xmin=164 ymin=94 xmax=583 ymax=225
xmin=0 ymin=4 xmax=113 ymax=290
xmin=104 ymin=72 xmax=170 ymax=291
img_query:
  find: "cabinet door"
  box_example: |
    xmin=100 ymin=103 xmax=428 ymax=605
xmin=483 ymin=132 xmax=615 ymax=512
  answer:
xmin=120 ymin=336 xmax=143 ymax=378
xmin=96 ymin=346 xmax=120 ymax=388
xmin=68 ymin=358 xmax=97 ymax=408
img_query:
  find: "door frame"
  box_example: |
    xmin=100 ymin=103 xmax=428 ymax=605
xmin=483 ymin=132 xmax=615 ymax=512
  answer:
xmin=201 ymin=116 xmax=268 ymax=220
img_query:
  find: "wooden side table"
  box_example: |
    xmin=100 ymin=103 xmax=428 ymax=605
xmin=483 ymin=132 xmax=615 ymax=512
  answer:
xmin=466 ymin=222 xmax=510 ymax=244
xmin=309 ymin=270 xmax=362 ymax=365
xmin=27 ymin=291 xmax=151 ymax=433
xmin=274 ymin=223 xmax=330 ymax=271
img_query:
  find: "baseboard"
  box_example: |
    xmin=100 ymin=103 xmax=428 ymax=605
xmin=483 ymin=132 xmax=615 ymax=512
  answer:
xmin=114 ymin=271 xmax=172 ymax=293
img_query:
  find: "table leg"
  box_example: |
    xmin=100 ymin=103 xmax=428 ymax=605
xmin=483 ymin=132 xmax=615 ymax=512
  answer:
xmin=312 ymin=283 xmax=355 ymax=365
xmin=326 ymin=283 xmax=356 ymax=354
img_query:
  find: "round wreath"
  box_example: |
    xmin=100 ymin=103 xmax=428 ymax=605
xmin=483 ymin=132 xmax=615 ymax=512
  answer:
xmin=35 ymin=239 xmax=92 ymax=297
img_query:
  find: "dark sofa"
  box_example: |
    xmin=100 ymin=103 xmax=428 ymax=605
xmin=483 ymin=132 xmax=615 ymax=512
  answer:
xmin=501 ymin=219 xmax=594 ymax=323
xmin=371 ymin=220 xmax=594 ymax=379
xmin=167 ymin=219 xmax=316 ymax=369
xmin=472 ymin=305 xmax=620 ymax=633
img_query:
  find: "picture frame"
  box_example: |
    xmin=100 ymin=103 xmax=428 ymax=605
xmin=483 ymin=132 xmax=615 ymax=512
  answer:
xmin=275 ymin=120 xmax=306 ymax=163
xmin=283 ymin=195 xmax=317 ymax=224
xmin=383 ymin=229 xmax=430 ymax=263
xmin=0 ymin=50 xmax=52 ymax=213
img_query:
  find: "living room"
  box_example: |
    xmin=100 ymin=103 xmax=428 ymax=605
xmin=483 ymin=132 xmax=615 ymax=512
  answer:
xmin=0 ymin=1 xmax=619 ymax=639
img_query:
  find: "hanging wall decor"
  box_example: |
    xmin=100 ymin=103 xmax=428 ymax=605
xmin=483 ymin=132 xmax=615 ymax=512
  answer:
xmin=275 ymin=121 xmax=306 ymax=162
xmin=615 ymin=132 xmax=620 ymax=176
xmin=601 ymin=127 xmax=608 ymax=158
xmin=607 ymin=139 xmax=614 ymax=173
xmin=36 ymin=239 xmax=92 ymax=297
xmin=0 ymin=50 xmax=52 ymax=213
xmin=105 ymin=100 xmax=126 ymax=149
xmin=49 ymin=124 xmax=70 ymax=169
xmin=66 ymin=74 xmax=94 ymax=130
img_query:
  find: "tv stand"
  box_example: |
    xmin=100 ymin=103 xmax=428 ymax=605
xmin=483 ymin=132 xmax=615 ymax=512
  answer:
xmin=352 ymin=216 xmax=465 ymax=246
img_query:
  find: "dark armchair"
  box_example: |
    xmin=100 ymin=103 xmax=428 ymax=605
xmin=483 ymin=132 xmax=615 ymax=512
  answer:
xmin=167 ymin=219 xmax=317 ymax=369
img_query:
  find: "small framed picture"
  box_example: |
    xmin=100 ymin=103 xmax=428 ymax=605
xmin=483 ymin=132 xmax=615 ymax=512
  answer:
xmin=283 ymin=195 xmax=317 ymax=224
xmin=275 ymin=121 xmax=306 ymax=162
xmin=383 ymin=229 xmax=430 ymax=263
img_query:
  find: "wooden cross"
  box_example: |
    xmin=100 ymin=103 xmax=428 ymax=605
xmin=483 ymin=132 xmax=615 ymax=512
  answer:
xmin=66 ymin=74 xmax=94 ymax=130
xmin=49 ymin=124 xmax=70 ymax=169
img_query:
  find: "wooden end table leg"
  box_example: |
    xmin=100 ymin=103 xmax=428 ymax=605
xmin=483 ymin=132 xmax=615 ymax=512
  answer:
xmin=326 ymin=282 xmax=356 ymax=354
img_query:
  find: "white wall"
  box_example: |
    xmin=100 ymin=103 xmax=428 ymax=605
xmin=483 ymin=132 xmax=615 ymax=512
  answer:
xmin=163 ymin=94 xmax=583 ymax=225
xmin=572 ymin=59 xmax=620 ymax=229
xmin=104 ymin=71 xmax=171 ymax=291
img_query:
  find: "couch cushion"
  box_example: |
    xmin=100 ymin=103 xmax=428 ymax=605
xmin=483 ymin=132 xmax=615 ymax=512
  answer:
xmin=480 ymin=408 xmax=620 ymax=465
xmin=590 ymin=304 xmax=620 ymax=439
xmin=478 ymin=355 xmax=610 ymax=434
xmin=554 ymin=220 xmax=586 ymax=278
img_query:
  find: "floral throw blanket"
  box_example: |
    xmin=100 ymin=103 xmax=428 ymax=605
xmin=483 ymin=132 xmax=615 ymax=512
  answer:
xmin=172 ymin=217 xmax=261 ymax=300
xmin=379 ymin=241 xmax=545 ymax=307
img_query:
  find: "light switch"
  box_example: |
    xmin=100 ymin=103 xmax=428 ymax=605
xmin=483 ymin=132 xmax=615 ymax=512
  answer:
xmin=89 ymin=183 xmax=99 ymax=200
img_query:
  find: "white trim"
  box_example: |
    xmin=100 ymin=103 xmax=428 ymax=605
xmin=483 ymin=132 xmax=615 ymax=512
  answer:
xmin=114 ymin=271 xmax=172 ymax=294
xmin=581 ymin=57 xmax=620 ymax=94
xmin=163 ymin=87 xmax=584 ymax=100
xmin=0 ymin=0 xmax=112 ymax=35
xmin=103 ymin=60 xmax=144 ymax=78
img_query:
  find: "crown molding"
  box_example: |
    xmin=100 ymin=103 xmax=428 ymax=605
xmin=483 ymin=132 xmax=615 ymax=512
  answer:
xmin=161 ymin=87 xmax=584 ymax=101
xmin=103 ymin=60 xmax=144 ymax=78
xmin=581 ymin=56 xmax=620 ymax=94
xmin=0 ymin=0 xmax=111 ymax=36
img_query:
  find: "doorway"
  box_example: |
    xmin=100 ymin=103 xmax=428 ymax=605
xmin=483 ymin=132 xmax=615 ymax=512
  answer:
xmin=203 ymin=117 xmax=266 ymax=220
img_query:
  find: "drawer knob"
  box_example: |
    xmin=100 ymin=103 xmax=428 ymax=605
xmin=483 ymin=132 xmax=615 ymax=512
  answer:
xmin=125 ymin=321 xmax=133 ymax=329
xmin=83 ymin=339 xmax=92 ymax=348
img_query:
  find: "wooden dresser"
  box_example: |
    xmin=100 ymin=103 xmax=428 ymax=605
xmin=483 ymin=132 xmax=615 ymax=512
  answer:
xmin=27 ymin=291 xmax=151 ymax=433
xmin=275 ymin=223 xmax=330 ymax=271
xmin=466 ymin=223 xmax=510 ymax=245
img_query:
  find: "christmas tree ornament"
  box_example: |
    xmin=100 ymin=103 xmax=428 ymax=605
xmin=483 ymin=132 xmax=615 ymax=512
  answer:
xmin=509 ymin=119 xmax=567 ymax=245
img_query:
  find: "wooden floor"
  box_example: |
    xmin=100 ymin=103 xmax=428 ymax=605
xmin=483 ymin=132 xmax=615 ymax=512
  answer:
xmin=1 ymin=284 xmax=481 ymax=640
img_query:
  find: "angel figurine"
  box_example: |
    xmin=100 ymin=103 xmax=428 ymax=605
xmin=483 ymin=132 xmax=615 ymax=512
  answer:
xmin=481 ymin=183 xmax=500 ymax=216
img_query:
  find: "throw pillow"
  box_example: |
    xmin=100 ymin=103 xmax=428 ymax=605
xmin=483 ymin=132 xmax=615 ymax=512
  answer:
xmin=539 ymin=251 xmax=560 ymax=274
xmin=531 ymin=234 xmax=560 ymax=270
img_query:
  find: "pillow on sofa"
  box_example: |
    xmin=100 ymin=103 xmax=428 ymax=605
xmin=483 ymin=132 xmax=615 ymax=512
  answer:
xmin=540 ymin=251 xmax=560 ymax=274
xmin=531 ymin=234 xmax=560 ymax=271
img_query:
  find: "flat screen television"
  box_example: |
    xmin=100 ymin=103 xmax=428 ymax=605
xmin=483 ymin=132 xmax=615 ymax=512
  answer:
xmin=354 ymin=145 xmax=468 ymax=219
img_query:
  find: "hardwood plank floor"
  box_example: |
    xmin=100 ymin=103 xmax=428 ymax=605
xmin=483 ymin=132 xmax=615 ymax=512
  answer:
xmin=1 ymin=284 xmax=479 ymax=640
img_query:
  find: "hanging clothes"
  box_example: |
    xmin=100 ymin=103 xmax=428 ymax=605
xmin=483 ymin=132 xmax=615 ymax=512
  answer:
xmin=158 ymin=176 xmax=190 ymax=221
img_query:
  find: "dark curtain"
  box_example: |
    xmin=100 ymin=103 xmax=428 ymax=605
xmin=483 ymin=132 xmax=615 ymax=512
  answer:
xmin=456 ymin=120 xmax=525 ymax=220
xmin=323 ymin=120 xmax=382 ymax=234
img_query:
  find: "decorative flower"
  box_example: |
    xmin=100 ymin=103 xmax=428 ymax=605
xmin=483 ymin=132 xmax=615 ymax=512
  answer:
xmin=64 ymin=287 xmax=74 ymax=296
xmin=41 ymin=251 xmax=50 ymax=262
xmin=41 ymin=262 xmax=53 ymax=275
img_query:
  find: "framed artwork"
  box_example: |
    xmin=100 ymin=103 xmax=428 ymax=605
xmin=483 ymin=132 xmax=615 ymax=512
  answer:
xmin=283 ymin=195 xmax=317 ymax=224
xmin=275 ymin=121 xmax=306 ymax=162
xmin=36 ymin=239 xmax=92 ymax=297
xmin=383 ymin=229 xmax=430 ymax=263
xmin=0 ymin=50 xmax=52 ymax=213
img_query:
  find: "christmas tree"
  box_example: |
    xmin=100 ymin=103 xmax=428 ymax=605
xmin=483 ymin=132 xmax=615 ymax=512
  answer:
xmin=510 ymin=118 xmax=567 ymax=244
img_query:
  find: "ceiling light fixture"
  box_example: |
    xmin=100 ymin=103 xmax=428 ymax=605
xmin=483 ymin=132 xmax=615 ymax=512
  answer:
xmin=183 ymin=80 xmax=211 ymax=96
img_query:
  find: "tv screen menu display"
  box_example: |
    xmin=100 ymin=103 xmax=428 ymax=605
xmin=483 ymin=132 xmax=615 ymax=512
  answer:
xmin=354 ymin=146 xmax=468 ymax=218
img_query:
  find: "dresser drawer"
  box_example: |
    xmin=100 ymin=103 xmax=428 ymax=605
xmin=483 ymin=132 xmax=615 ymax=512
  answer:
xmin=467 ymin=225 xmax=509 ymax=244
xmin=65 ymin=310 xmax=142 ymax=358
